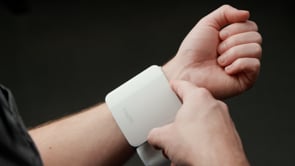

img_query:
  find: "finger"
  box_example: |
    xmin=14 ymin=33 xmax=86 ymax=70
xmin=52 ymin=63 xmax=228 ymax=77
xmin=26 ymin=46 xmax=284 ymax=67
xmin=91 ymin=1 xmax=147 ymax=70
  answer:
xmin=225 ymin=58 xmax=260 ymax=81
xmin=218 ymin=31 xmax=262 ymax=54
xmin=147 ymin=124 xmax=172 ymax=150
xmin=170 ymin=80 xmax=197 ymax=101
xmin=220 ymin=20 xmax=259 ymax=40
xmin=198 ymin=4 xmax=249 ymax=30
xmin=218 ymin=43 xmax=262 ymax=67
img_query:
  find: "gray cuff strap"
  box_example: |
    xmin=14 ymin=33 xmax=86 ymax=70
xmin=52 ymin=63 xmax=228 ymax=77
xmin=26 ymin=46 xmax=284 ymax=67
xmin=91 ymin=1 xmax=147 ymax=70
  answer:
xmin=136 ymin=142 xmax=170 ymax=166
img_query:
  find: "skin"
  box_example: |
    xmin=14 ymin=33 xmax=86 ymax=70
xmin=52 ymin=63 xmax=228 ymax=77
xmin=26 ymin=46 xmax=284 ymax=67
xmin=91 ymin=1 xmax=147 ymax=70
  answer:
xmin=163 ymin=4 xmax=262 ymax=99
xmin=148 ymin=80 xmax=250 ymax=166
xmin=29 ymin=4 xmax=262 ymax=166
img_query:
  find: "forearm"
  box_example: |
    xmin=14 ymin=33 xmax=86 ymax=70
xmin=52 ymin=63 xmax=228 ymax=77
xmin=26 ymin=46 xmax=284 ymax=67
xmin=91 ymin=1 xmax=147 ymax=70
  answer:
xmin=28 ymin=65 xmax=173 ymax=165
xmin=189 ymin=145 xmax=250 ymax=166
xmin=29 ymin=103 xmax=135 ymax=166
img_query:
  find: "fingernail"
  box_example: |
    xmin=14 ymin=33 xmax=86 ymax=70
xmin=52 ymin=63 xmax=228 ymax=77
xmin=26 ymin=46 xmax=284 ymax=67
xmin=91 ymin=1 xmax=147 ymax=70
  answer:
xmin=220 ymin=30 xmax=229 ymax=39
xmin=219 ymin=43 xmax=226 ymax=52
xmin=218 ymin=57 xmax=225 ymax=65
xmin=225 ymin=65 xmax=231 ymax=72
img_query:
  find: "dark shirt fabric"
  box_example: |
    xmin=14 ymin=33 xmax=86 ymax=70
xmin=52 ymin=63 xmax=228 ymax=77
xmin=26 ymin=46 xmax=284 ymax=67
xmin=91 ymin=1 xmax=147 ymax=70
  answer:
xmin=0 ymin=84 xmax=43 ymax=166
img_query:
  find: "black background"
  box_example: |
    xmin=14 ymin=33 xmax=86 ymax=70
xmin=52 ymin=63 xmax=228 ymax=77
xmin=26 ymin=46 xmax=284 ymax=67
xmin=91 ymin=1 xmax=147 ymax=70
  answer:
xmin=1 ymin=0 xmax=294 ymax=165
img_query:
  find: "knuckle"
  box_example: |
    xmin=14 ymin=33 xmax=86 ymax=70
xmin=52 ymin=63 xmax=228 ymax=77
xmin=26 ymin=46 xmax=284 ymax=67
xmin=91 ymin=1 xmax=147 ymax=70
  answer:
xmin=252 ymin=43 xmax=262 ymax=58
xmin=256 ymin=32 xmax=263 ymax=44
xmin=252 ymin=59 xmax=261 ymax=71
xmin=248 ymin=31 xmax=263 ymax=44
xmin=248 ymin=20 xmax=258 ymax=31
xmin=221 ymin=4 xmax=231 ymax=10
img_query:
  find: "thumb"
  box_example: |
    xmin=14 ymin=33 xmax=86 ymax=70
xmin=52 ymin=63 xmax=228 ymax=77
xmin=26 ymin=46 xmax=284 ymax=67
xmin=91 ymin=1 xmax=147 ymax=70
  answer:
xmin=198 ymin=4 xmax=250 ymax=30
xmin=147 ymin=124 xmax=173 ymax=150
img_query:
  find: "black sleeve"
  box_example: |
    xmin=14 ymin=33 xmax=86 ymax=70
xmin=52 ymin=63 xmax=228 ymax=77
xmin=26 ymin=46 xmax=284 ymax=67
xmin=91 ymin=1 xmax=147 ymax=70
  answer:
xmin=0 ymin=84 xmax=43 ymax=166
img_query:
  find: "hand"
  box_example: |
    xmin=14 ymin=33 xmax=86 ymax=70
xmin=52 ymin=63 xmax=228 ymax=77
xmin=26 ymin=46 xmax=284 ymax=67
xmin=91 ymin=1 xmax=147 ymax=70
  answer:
xmin=163 ymin=4 xmax=262 ymax=99
xmin=147 ymin=80 xmax=250 ymax=166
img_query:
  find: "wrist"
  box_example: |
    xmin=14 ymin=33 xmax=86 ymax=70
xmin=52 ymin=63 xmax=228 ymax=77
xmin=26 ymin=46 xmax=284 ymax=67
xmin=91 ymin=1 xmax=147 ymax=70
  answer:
xmin=162 ymin=56 xmax=184 ymax=82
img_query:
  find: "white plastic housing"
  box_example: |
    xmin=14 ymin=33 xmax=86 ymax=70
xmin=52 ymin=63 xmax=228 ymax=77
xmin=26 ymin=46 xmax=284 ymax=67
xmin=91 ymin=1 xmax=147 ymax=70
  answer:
xmin=105 ymin=65 xmax=181 ymax=147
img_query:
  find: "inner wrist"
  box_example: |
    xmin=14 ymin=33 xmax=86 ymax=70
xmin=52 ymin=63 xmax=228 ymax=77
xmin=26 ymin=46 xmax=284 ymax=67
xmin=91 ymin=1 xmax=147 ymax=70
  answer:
xmin=161 ymin=57 xmax=182 ymax=82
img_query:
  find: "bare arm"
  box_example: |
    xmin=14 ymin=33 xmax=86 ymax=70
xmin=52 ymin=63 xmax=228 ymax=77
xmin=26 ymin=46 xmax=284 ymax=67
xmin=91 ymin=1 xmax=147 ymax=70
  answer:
xmin=29 ymin=103 xmax=134 ymax=166
xmin=29 ymin=4 xmax=261 ymax=166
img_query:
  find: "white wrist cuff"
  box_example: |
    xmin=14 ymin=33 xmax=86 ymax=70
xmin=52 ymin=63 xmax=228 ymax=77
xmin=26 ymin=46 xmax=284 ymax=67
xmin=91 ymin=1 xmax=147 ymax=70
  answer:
xmin=105 ymin=65 xmax=181 ymax=165
xmin=105 ymin=65 xmax=181 ymax=147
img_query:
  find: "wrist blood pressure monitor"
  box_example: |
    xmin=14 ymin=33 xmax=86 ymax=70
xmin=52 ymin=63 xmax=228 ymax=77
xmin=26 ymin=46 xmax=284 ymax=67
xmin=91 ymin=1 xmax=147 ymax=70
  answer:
xmin=105 ymin=65 xmax=181 ymax=165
